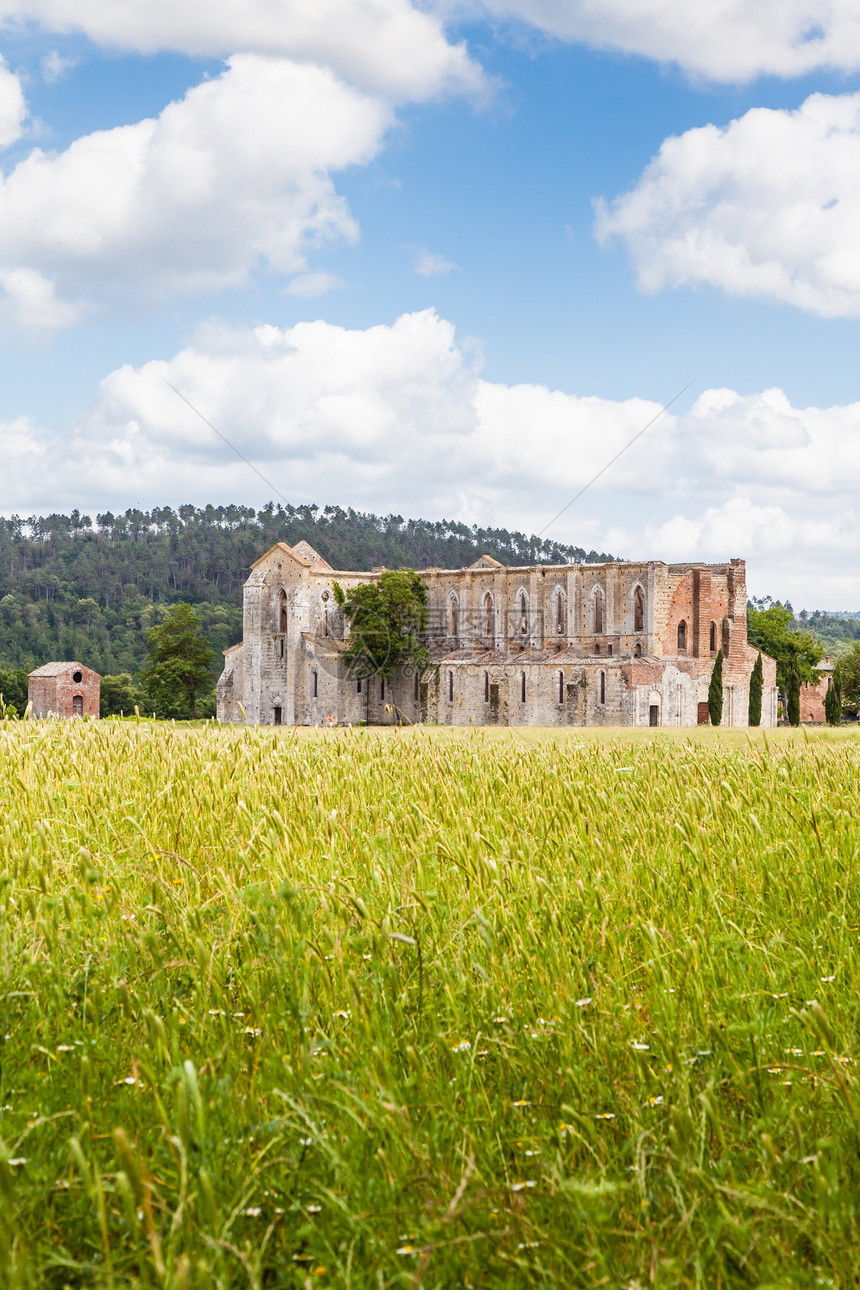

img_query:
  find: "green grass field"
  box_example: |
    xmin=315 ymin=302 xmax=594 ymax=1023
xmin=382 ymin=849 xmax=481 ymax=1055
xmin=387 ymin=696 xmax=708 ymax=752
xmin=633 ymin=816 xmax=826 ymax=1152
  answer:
xmin=0 ymin=718 xmax=859 ymax=1287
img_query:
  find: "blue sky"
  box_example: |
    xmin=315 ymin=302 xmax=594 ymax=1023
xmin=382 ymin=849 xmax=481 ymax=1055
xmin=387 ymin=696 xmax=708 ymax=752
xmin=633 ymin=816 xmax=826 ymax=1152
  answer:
xmin=2 ymin=2 xmax=860 ymax=606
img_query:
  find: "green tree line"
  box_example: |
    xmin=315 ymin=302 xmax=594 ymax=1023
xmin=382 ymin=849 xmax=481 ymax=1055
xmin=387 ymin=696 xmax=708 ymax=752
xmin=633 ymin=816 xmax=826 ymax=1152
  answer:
xmin=0 ymin=502 xmax=613 ymax=681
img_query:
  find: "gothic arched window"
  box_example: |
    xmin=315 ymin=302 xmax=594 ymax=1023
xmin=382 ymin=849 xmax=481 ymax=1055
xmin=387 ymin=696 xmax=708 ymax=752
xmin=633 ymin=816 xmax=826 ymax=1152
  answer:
xmin=593 ymin=589 xmax=604 ymax=635
xmin=483 ymin=592 xmax=495 ymax=637
xmin=279 ymin=589 xmax=288 ymax=633
xmin=449 ymin=593 xmax=459 ymax=639
xmin=710 ymin=621 xmax=717 ymax=652
xmin=484 ymin=671 xmax=490 ymax=702
xmin=558 ymin=670 xmax=564 ymax=703
xmin=555 ymin=590 xmax=566 ymax=635
xmin=448 ymin=670 xmax=454 ymax=702
xmin=634 ymin=586 xmax=644 ymax=633
xmin=518 ymin=590 xmax=529 ymax=634
xmin=599 ymin=670 xmax=606 ymax=705
xmin=677 ymin=620 xmax=687 ymax=652
xmin=521 ymin=672 xmax=527 ymax=702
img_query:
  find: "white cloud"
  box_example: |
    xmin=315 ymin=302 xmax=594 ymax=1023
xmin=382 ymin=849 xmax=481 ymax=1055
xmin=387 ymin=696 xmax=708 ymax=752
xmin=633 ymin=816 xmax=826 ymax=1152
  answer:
xmin=0 ymin=267 xmax=80 ymax=329
xmin=285 ymin=271 xmax=346 ymax=298
xmin=0 ymin=55 xmax=389 ymax=324
xmin=596 ymin=92 xmax=860 ymax=318
xmin=0 ymin=56 xmax=26 ymax=147
xmin=414 ymin=248 xmax=459 ymax=276
xmin=8 ymin=308 xmax=860 ymax=604
xmin=40 ymin=49 xmax=78 ymax=83
xmin=0 ymin=0 xmax=484 ymax=103
xmin=441 ymin=0 xmax=860 ymax=83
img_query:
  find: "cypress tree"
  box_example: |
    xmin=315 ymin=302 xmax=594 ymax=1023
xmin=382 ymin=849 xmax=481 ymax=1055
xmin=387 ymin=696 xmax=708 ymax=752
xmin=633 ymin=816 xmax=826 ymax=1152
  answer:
xmin=787 ymin=658 xmax=801 ymax=727
xmin=833 ymin=660 xmax=844 ymax=717
xmin=708 ymin=649 xmax=723 ymax=727
xmin=748 ymin=651 xmax=763 ymax=727
xmin=825 ymin=679 xmax=839 ymax=726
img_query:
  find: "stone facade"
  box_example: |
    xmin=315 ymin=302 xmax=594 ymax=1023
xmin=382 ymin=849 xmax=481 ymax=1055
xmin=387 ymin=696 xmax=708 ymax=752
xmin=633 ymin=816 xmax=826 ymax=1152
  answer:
xmin=217 ymin=540 xmax=778 ymax=728
xmin=28 ymin=661 xmax=101 ymax=719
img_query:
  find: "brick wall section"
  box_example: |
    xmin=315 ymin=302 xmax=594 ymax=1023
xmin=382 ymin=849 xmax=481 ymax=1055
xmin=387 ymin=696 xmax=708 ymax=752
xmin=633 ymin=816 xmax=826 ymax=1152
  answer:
xmin=799 ymin=672 xmax=831 ymax=724
xmin=28 ymin=662 xmax=100 ymax=718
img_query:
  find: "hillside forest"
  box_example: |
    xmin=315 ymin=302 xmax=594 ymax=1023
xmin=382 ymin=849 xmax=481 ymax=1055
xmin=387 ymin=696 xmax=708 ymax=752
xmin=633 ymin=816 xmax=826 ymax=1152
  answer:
xmin=0 ymin=502 xmax=612 ymax=684
xmin=0 ymin=504 xmax=855 ymax=719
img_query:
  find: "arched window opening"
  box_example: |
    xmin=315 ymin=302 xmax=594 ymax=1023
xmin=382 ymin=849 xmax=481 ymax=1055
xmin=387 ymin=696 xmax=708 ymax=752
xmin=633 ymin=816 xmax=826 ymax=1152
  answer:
xmin=722 ymin=619 xmax=731 ymax=655
xmin=279 ymin=637 xmax=285 ymax=659
xmin=558 ymin=670 xmax=564 ymax=703
xmin=484 ymin=671 xmax=490 ymax=702
xmin=448 ymin=670 xmax=454 ymax=702
xmin=710 ymin=621 xmax=717 ymax=652
xmin=599 ymin=671 xmax=606 ymax=705
xmin=595 ymin=643 xmax=600 ymax=655
xmin=634 ymin=642 xmax=642 ymax=657
xmin=556 ymin=590 xmax=566 ymax=635
xmin=312 ymin=671 xmax=318 ymax=699
xmin=356 ymin=678 xmax=362 ymax=694
xmin=634 ymin=586 xmax=644 ymax=633
xmin=519 ymin=591 xmax=529 ymax=635
xmin=521 ymin=672 xmax=527 ymax=703
xmin=677 ymin=620 xmax=687 ymax=652
xmin=72 ymin=695 xmax=83 ymax=717
xmin=380 ymin=678 xmax=385 ymax=701
xmin=483 ymin=592 xmax=495 ymax=637
xmin=279 ymin=589 xmax=288 ymax=634
xmin=593 ymin=589 xmax=604 ymax=635
xmin=449 ymin=593 xmax=459 ymax=639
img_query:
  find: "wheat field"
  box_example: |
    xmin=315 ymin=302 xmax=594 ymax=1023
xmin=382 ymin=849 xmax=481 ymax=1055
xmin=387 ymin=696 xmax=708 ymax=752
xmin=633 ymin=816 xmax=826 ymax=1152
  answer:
xmin=0 ymin=718 xmax=858 ymax=1287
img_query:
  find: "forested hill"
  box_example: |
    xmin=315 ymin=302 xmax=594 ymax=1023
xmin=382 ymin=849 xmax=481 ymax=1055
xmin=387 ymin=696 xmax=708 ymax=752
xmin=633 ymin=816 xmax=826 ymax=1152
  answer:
xmin=0 ymin=503 xmax=616 ymax=676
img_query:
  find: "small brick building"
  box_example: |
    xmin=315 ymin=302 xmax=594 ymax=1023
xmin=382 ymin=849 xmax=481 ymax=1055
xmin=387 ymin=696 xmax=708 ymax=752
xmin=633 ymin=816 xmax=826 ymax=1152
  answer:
xmin=28 ymin=662 xmax=101 ymax=719
xmin=799 ymin=659 xmax=834 ymax=724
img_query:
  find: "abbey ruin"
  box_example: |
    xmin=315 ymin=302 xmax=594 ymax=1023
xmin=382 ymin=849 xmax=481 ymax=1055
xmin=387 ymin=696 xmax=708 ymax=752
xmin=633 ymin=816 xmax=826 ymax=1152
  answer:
xmin=216 ymin=540 xmax=778 ymax=728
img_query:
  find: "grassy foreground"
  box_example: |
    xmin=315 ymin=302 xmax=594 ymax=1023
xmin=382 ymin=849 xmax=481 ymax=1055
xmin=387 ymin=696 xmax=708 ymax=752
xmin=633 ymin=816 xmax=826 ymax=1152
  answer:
xmin=0 ymin=721 xmax=859 ymax=1287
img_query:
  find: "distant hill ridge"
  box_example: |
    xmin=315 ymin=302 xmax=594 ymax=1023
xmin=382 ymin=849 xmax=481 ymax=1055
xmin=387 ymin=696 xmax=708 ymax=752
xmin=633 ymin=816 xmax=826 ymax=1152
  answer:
xmin=0 ymin=502 xmax=617 ymax=675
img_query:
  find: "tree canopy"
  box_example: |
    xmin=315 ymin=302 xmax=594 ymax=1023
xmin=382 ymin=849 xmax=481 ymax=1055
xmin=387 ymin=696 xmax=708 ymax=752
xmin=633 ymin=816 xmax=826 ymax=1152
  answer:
xmin=708 ymin=649 xmax=723 ymax=726
xmin=746 ymin=602 xmax=823 ymax=691
xmin=139 ymin=603 xmax=216 ymax=720
xmin=334 ymin=570 xmax=429 ymax=695
xmin=836 ymin=646 xmax=860 ymax=717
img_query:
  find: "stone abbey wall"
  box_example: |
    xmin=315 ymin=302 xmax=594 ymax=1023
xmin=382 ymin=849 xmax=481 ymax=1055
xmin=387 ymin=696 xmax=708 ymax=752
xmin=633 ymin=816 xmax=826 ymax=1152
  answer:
xmin=217 ymin=540 xmax=778 ymax=729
